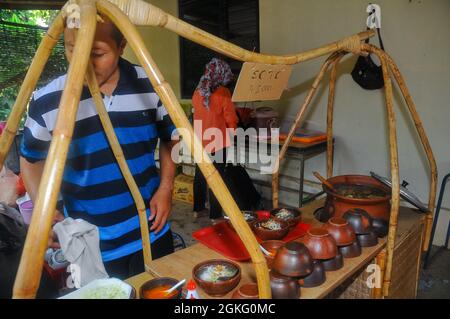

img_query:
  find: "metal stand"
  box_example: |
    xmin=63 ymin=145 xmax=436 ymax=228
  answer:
xmin=423 ymin=173 xmax=450 ymax=269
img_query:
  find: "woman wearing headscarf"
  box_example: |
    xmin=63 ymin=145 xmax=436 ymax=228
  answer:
xmin=192 ymin=58 xmax=238 ymax=223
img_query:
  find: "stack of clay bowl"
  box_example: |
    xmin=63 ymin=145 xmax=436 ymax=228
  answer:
xmin=322 ymin=217 xmax=358 ymax=261
xmin=270 ymin=241 xmax=314 ymax=298
xmin=296 ymin=228 xmax=339 ymax=287
xmin=343 ymin=208 xmax=379 ymax=248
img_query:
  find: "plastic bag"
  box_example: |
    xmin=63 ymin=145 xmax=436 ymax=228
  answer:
xmin=0 ymin=167 xmax=19 ymax=207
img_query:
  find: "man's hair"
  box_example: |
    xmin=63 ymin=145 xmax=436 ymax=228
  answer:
xmin=110 ymin=23 xmax=124 ymax=46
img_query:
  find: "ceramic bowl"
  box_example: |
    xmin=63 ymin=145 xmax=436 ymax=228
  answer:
xmin=298 ymin=260 xmax=326 ymax=288
xmin=322 ymin=217 xmax=356 ymax=246
xmin=252 ymin=218 xmax=290 ymax=241
xmin=321 ymin=251 xmax=344 ymax=271
xmin=231 ymin=282 xmax=259 ymax=299
xmin=192 ymin=259 xmax=241 ymax=297
xmin=357 ymin=231 xmax=379 ymax=247
xmin=270 ymin=207 xmax=302 ymax=228
xmin=342 ymin=208 xmax=374 ymax=235
xmin=301 ymin=228 xmax=338 ymax=260
xmin=270 ymin=271 xmax=301 ymax=299
xmin=372 ymin=218 xmax=389 ymax=238
xmin=339 ymin=241 xmax=362 ymax=258
xmin=272 ymin=241 xmax=313 ymax=277
xmin=227 ymin=211 xmax=258 ymax=232
xmin=140 ymin=277 xmax=182 ymax=299
xmin=260 ymin=240 xmax=285 ymax=269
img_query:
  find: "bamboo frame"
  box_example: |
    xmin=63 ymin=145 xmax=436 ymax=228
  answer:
xmin=271 ymin=52 xmax=345 ymax=207
xmin=13 ymin=0 xmax=97 ymax=298
xmin=1 ymin=0 xmax=434 ymax=299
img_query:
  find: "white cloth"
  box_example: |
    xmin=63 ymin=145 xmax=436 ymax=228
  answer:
xmin=53 ymin=218 xmax=108 ymax=287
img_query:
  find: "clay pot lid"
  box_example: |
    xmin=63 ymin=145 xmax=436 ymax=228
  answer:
xmin=307 ymin=228 xmax=329 ymax=237
xmin=329 ymin=217 xmax=348 ymax=227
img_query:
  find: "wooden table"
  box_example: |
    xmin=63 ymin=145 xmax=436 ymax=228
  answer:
xmin=126 ymin=199 xmax=423 ymax=299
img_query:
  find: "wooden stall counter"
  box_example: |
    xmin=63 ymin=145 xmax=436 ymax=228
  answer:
xmin=126 ymin=199 xmax=424 ymax=299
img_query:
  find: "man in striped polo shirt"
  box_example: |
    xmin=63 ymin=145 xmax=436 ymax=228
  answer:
xmin=20 ymin=20 xmax=177 ymax=279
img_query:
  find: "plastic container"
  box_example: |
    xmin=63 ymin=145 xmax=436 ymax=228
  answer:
xmin=16 ymin=194 xmax=33 ymax=225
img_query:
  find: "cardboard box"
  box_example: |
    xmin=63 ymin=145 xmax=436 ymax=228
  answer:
xmin=173 ymin=174 xmax=194 ymax=204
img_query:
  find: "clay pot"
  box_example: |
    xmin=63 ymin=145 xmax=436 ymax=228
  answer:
xmin=357 ymin=231 xmax=379 ymax=247
xmin=270 ymin=207 xmax=302 ymax=228
xmin=322 ymin=175 xmax=391 ymax=220
xmin=272 ymin=241 xmax=314 ymax=277
xmin=339 ymin=241 xmax=362 ymax=258
xmin=321 ymin=251 xmax=344 ymax=271
xmin=299 ymin=260 xmax=326 ymax=288
xmin=270 ymin=271 xmax=300 ymax=299
xmin=322 ymin=217 xmax=356 ymax=246
xmin=252 ymin=218 xmax=290 ymax=241
xmin=342 ymin=208 xmax=373 ymax=235
xmin=301 ymin=228 xmax=338 ymax=260
xmin=193 ymin=259 xmax=241 ymax=297
xmin=231 ymin=283 xmax=259 ymax=299
xmin=260 ymin=240 xmax=285 ymax=269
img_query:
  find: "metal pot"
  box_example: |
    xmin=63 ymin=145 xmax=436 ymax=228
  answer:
xmin=322 ymin=175 xmax=391 ymax=221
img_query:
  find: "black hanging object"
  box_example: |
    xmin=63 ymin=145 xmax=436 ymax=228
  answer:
xmin=351 ymin=27 xmax=385 ymax=90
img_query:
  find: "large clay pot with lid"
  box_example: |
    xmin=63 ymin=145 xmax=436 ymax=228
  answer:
xmin=322 ymin=175 xmax=391 ymax=221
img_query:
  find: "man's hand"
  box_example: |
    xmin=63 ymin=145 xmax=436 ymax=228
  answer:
xmin=48 ymin=209 xmax=64 ymax=249
xmin=149 ymin=187 xmax=173 ymax=234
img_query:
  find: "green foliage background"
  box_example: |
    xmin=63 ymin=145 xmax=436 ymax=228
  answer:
xmin=0 ymin=9 xmax=62 ymax=123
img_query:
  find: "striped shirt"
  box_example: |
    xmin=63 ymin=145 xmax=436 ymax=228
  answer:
xmin=20 ymin=58 xmax=176 ymax=262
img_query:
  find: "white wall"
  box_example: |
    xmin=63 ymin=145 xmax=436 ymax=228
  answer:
xmin=259 ymin=0 xmax=450 ymax=245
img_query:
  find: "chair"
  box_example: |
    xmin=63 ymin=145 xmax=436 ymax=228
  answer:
xmin=423 ymin=173 xmax=450 ymax=269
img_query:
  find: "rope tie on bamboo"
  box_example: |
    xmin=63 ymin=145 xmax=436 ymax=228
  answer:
xmin=338 ymin=35 xmax=362 ymax=55
xmin=108 ymin=0 xmax=168 ymax=26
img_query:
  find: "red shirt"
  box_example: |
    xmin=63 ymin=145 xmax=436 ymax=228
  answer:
xmin=192 ymin=86 xmax=238 ymax=153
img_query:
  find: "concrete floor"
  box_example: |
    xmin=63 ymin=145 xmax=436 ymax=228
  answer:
xmin=169 ymin=199 xmax=450 ymax=299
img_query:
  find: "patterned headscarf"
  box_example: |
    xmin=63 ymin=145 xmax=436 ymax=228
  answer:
xmin=196 ymin=58 xmax=234 ymax=108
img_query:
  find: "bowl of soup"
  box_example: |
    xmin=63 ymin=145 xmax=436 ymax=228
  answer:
xmin=193 ymin=259 xmax=241 ymax=297
xmin=140 ymin=277 xmax=183 ymax=299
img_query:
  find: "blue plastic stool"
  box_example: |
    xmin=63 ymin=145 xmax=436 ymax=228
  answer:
xmin=423 ymin=173 xmax=450 ymax=269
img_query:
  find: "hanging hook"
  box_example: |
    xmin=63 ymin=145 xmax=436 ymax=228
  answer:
xmin=366 ymin=3 xmax=381 ymax=29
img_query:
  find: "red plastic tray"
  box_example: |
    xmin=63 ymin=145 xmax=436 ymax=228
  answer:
xmin=192 ymin=219 xmax=311 ymax=261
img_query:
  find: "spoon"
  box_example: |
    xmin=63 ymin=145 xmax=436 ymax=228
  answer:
xmin=313 ymin=171 xmax=337 ymax=193
xmin=259 ymin=244 xmax=274 ymax=257
xmin=163 ymin=278 xmax=186 ymax=295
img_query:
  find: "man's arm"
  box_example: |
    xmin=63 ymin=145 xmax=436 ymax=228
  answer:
xmin=20 ymin=157 xmax=44 ymax=205
xmin=149 ymin=140 xmax=177 ymax=234
xmin=20 ymin=157 xmax=63 ymax=248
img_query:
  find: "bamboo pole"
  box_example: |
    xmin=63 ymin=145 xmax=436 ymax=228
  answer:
xmin=107 ymin=0 xmax=374 ymax=65
xmin=96 ymin=0 xmax=272 ymax=298
xmin=271 ymin=52 xmax=344 ymax=207
xmin=85 ymin=63 xmax=153 ymax=269
xmin=384 ymin=54 xmax=437 ymax=252
xmin=375 ymin=51 xmax=401 ymax=298
xmin=13 ymin=0 xmax=97 ymax=298
xmin=0 ymin=13 xmax=64 ymax=169
xmin=326 ymin=55 xmax=344 ymax=178
xmin=373 ymin=249 xmax=386 ymax=299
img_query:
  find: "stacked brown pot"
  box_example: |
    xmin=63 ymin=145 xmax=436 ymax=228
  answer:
xmin=343 ymin=208 xmax=379 ymax=248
